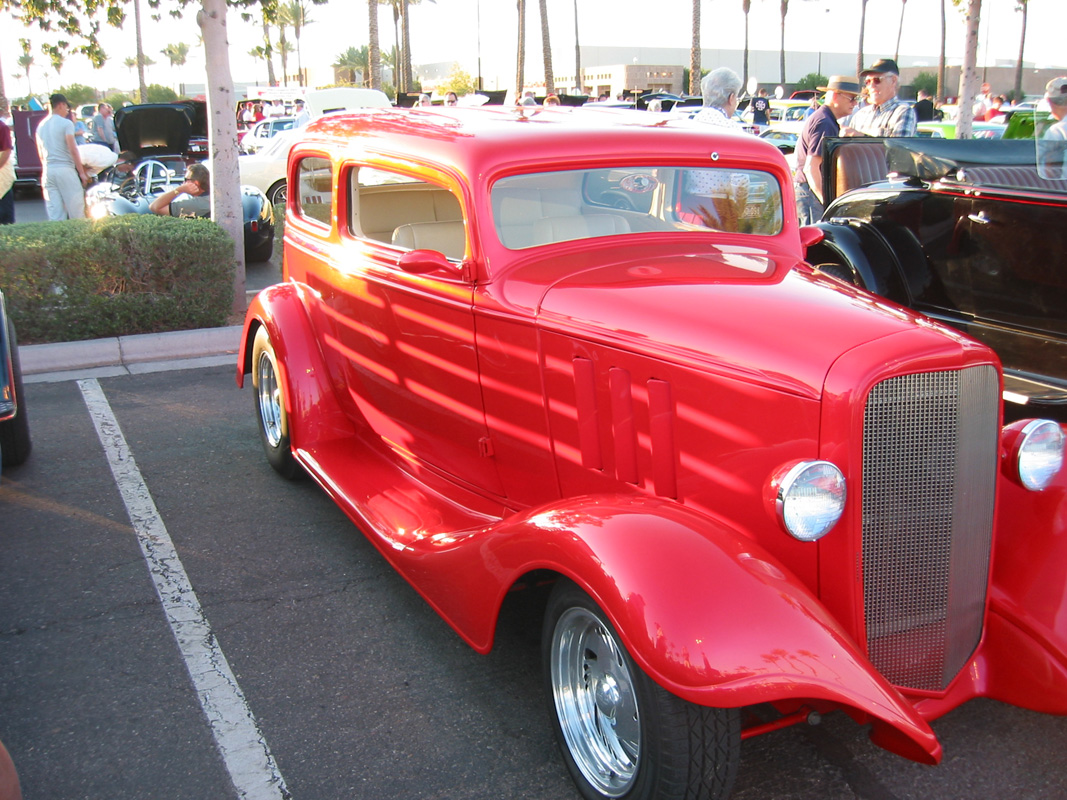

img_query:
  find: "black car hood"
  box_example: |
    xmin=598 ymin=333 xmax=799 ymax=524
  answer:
xmin=115 ymin=102 xmax=199 ymax=157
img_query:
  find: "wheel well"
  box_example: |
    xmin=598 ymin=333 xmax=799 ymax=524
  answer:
xmin=494 ymin=570 xmax=560 ymax=646
xmin=239 ymin=319 xmax=263 ymax=378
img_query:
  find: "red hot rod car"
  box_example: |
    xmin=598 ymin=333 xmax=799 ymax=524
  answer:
xmin=238 ymin=106 xmax=1067 ymax=800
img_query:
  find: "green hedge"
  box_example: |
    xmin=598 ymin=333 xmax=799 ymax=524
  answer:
xmin=0 ymin=214 xmax=235 ymax=344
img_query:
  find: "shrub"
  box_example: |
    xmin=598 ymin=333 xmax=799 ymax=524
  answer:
xmin=0 ymin=214 xmax=235 ymax=344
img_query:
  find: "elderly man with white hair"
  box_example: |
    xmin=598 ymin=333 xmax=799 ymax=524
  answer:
xmin=1038 ymin=76 xmax=1067 ymax=180
xmin=691 ymin=67 xmax=743 ymax=130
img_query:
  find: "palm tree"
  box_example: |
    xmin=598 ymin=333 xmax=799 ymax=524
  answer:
xmin=516 ymin=0 xmax=526 ymax=97
xmin=17 ymin=41 xmax=34 ymax=98
xmin=280 ymin=0 xmax=314 ymax=87
xmin=689 ymin=0 xmax=700 ymax=96
xmin=161 ymin=42 xmax=190 ymax=69
xmin=894 ymin=0 xmax=907 ymax=62
xmin=276 ymin=3 xmax=292 ymax=85
xmin=400 ymin=0 xmax=413 ymax=93
xmin=538 ymin=0 xmax=554 ymax=95
xmin=858 ymin=0 xmax=869 ymax=81
xmin=248 ymin=46 xmax=273 ymax=85
xmin=956 ymin=0 xmax=982 ymax=140
xmin=778 ymin=0 xmax=789 ymax=86
xmin=333 ymin=46 xmax=368 ymax=85
xmin=1013 ymin=0 xmax=1029 ymax=102
xmin=572 ymin=0 xmax=581 ymax=95
xmin=742 ymin=0 xmax=752 ymax=91
xmin=132 ymin=0 xmax=148 ymax=102
xmin=938 ymin=0 xmax=946 ymax=101
xmin=259 ymin=0 xmax=277 ymax=87
xmin=368 ymin=0 xmax=382 ymax=91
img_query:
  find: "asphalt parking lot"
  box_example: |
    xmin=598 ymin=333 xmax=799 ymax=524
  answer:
xmin=2 ymin=360 xmax=1066 ymax=800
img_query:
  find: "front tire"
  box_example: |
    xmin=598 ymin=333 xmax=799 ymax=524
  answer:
xmin=543 ymin=580 xmax=740 ymax=800
xmin=251 ymin=325 xmax=300 ymax=479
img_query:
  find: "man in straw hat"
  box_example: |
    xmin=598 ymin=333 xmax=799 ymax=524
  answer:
xmin=793 ymin=75 xmax=861 ymax=224
xmin=849 ymin=58 xmax=917 ymax=138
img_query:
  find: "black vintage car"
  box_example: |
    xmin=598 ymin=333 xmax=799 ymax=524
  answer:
xmin=0 ymin=289 xmax=31 ymax=474
xmin=85 ymin=102 xmax=275 ymax=262
xmin=804 ymin=137 xmax=1067 ymax=420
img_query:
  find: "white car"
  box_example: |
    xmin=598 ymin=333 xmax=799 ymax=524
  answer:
xmin=239 ymin=116 xmax=296 ymax=155
xmin=239 ymin=127 xmax=298 ymax=206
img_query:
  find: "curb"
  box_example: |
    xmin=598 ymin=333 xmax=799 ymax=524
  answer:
xmin=21 ymin=325 xmax=244 ymax=383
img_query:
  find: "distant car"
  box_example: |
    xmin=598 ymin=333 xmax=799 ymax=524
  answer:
xmin=85 ymin=102 xmax=275 ymax=262
xmin=805 ymin=136 xmax=1067 ymax=419
xmin=238 ymin=106 xmax=1067 ymax=800
xmin=239 ymin=116 xmax=296 ymax=155
xmin=0 ymin=289 xmax=31 ymax=475
xmin=239 ymin=127 xmax=298 ymax=206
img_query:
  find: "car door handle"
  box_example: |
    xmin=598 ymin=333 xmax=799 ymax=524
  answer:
xmin=967 ymin=211 xmax=991 ymax=225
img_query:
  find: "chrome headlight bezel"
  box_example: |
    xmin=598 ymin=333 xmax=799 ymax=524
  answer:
xmin=1013 ymin=419 xmax=1065 ymax=491
xmin=773 ymin=460 xmax=847 ymax=542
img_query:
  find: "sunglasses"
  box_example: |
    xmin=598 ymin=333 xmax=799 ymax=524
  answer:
xmin=865 ymin=74 xmax=894 ymax=86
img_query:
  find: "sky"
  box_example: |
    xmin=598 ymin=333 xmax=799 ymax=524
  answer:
xmin=2 ymin=0 xmax=1063 ymax=99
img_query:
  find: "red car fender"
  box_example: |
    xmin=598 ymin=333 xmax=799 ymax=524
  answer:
xmin=236 ymin=283 xmax=355 ymax=449
xmin=418 ymin=494 xmax=940 ymax=765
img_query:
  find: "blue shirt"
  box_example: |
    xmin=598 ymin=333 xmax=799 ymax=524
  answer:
xmin=795 ymin=104 xmax=840 ymax=185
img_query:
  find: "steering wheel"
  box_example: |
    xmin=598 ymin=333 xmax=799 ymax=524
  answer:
xmin=133 ymin=159 xmax=174 ymax=196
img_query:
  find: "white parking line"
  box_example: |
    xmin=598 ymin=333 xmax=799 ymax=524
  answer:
xmin=78 ymin=378 xmax=290 ymax=800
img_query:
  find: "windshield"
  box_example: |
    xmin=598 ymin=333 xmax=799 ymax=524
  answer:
xmin=492 ymin=166 xmax=783 ymax=250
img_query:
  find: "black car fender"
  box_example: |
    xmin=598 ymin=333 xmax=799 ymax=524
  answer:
xmin=806 ymin=218 xmax=912 ymax=304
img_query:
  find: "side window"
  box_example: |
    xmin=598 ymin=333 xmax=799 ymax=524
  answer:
xmin=348 ymin=166 xmax=466 ymax=261
xmin=294 ymin=156 xmax=333 ymax=227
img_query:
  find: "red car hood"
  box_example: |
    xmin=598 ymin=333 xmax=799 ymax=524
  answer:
xmin=535 ymin=249 xmax=970 ymax=399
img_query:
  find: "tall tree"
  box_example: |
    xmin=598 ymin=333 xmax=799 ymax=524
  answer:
xmin=276 ymin=2 xmax=291 ymax=85
xmin=572 ymin=0 xmax=580 ymax=95
xmin=857 ymin=0 xmax=869 ymax=81
xmin=778 ymin=0 xmax=788 ymax=86
xmin=400 ymin=0 xmax=412 ymax=93
xmin=1013 ymin=0 xmax=1029 ymax=102
xmin=538 ymin=0 xmax=554 ymax=95
xmin=689 ymin=0 xmax=700 ymax=96
xmin=938 ymin=0 xmax=946 ymax=101
xmin=17 ymin=42 xmax=34 ymax=98
xmin=133 ymin=0 xmax=148 ymax=102
xmin=895 ymin=0 xmax=907 ymax=62
xmin=280 ymin=0 xmax=313 ymax=87
xmin=956 ymin=0 xmax=981 ymax=140
xmin=258 ymin=0 xmax=277 ymax=86
xmin=742 ymin=0 xmax=751 ymax=91
xmin=368 ymin=0 xmax=382 ymax=90
xmin=333 ymin=46 xmax=368 ymax=84
xmin=516 ymin=0 xmax=525 ymax=97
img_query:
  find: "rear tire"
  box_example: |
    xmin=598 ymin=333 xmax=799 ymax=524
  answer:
xmin=267 ymin=180 xmax=287 ymax=206
xmin=251 ymin=326 xmax=300 ymax=479
xmin=543 ymin=580 xmax=740 ymax=800
xmin=0 ymin=319 xmax=32 ymax=469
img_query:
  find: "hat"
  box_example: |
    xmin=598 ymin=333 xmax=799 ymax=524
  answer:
xmin=860 ymin=59 xmax=899 ymax=78
xmin=49 ymin=93 xmax=70 ymax=109
xmin=1046 ymin=77 xmax=1067 ymax=104
xmin=817 ymin=76 xmax=861 ymax=96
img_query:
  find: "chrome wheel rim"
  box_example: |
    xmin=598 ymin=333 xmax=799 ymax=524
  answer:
xmin=256 ymin=350 xmax=284 ymax=448
xmin=551 ymin=606 xmax=640 ymax=797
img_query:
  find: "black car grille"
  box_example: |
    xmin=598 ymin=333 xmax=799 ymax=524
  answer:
xmin=862 ymin=366 xmax=999 ymax=691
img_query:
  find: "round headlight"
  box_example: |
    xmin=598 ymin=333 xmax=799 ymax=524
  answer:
xmin=1016 ymin=419 xmax=1064 ymax=491
xmin=775 ymin=460 xmax=847 ymax=542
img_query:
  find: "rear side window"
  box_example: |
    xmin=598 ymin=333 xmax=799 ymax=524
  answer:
xmin=294 ymin=156 xmax=333 ymax=227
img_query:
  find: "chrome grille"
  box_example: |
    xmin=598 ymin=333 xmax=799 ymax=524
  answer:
xmin=862 ymin=366 xmax=998 ymax=691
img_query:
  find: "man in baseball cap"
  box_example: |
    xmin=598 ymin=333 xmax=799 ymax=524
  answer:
xmin=848 ymin=58 xmax=917 ymax=138
xmin=794 ymin=76 xmax=862 ymax=223
xmin=35 ymin=92 xmax=89 ymax=220
xmin=1038 ymin=77 xmax=1067 ymax=180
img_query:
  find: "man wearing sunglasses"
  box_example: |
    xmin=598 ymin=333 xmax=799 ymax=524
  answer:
xmin=849 ymin=58 xmax=917 ymax=138
xmin=793 ymin=76 xmax=862 ymax=223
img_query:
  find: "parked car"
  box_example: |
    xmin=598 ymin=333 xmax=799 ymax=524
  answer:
xmin=239 ymin=116 xmax=296 ymax=155
xmin=239 ymin=127 xmax=298 ymax=206
xmin=0 ymin=289 xmax=31 ymax=475
xmin=804 ymin=136 xmax=1067 ymax=420
xmin=238 ymin=106 xmax=1067 ymax=800
xmin=85 ymin=102 xmax=275 ymax=262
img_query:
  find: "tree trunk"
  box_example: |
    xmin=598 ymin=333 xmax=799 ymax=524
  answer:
xmin=956 ymin=0 xmax=981 ymax=140
xmin=198 ymin=0 xmax=246 ymax=317
xmin=742 ymin=0 xmax=751 ymax=92
xmin=134 ymin=0 xmax=148 ymax=102
xmin=401 ymin=0 xmax=413 ymax=94
xmin=858 ymin=0 xmax=868 ymax=82
xmin=516 ymin=0 xmax=525 ymax=98
xmin=369 ymin=0 xmax=381 ymax=91
xmin=779 ymin=0 xmax=788 ymax=87
xmin=539 ymin=0 xmax=554 ymax=95
xmin=938 ymin=0 xmax=946 ymax=102
xmin=573 ymin=0 xmax=581 ymax=95
xmin=895 ymin=0 xmax=907 ymax=63
xmin=261 ymin=13 xmax=276 ymax=86
xmin=1013 ymin=0 xmax=1028 ymax=102
xmin=279 ymin=26 xmax=289 ymax=86
xmin=689 ymin=0 xmax=700 ymax=96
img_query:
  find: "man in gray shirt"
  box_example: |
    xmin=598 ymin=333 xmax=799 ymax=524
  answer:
xmin=91 ymin=103 xmax=119 ymax=152
xmin=35 ymin=93 xmax=89 ymax=220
